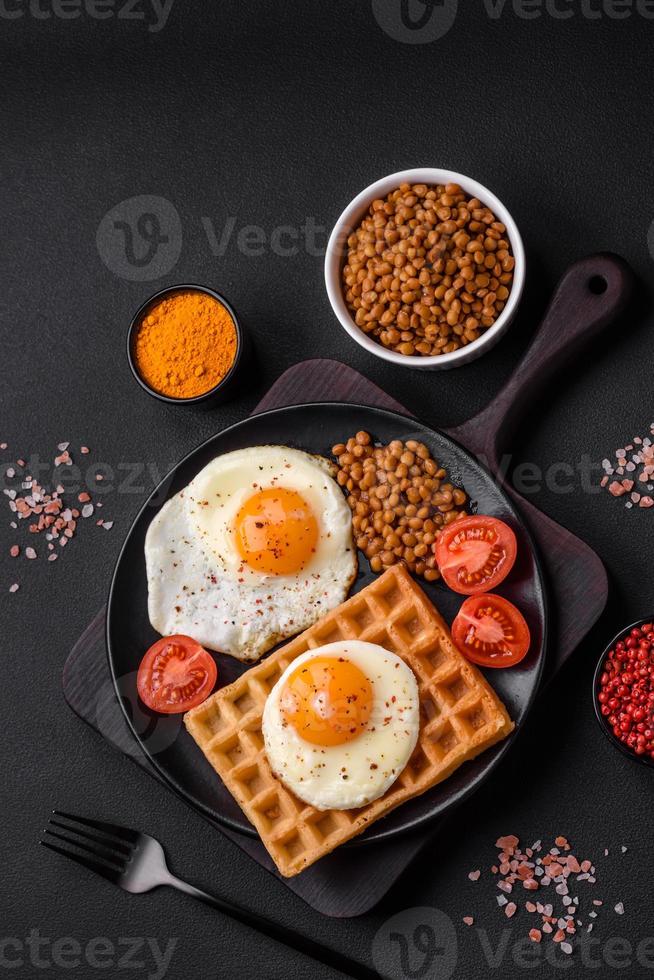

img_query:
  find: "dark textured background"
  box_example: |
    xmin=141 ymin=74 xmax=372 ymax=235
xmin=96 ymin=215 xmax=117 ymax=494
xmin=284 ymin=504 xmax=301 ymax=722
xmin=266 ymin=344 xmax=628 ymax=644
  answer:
xmin=2 ymin=2 xmax=654 ymax=978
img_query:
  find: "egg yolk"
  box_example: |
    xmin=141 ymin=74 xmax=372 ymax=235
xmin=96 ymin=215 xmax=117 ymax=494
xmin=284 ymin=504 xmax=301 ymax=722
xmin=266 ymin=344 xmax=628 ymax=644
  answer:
xmin=234 ymin=487 xmax=319 ymax=575
xmin=280 ymin=656 xmax=373 ymax=746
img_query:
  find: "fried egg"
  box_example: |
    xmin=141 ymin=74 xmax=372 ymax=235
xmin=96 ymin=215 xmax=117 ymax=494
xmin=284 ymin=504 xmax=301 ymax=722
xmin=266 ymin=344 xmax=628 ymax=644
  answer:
xmin=262 ymin=641 xmax=420 ymax=810
xmin=145 ymin=446 xmax=357 ymax=662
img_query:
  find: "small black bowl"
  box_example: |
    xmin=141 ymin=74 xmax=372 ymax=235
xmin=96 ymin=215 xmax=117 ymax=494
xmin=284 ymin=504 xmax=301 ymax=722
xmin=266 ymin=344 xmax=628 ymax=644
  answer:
xmin=127 ymin=283 xmax=248 ymax=407
xmin=592 ymin=614 xmax=654 ymax=769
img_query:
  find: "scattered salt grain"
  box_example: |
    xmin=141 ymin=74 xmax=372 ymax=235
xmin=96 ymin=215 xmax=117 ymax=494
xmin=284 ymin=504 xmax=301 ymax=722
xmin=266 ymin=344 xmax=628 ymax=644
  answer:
xmin=82 ymin=504 xmax=94 ymax=518
xmin=463 ymin=916 xmax=474 ymax=926
xmin=615 ymin=903 xmax=624 ymax=915
xmin=57 ymin=442 xmax=69 ymax=452
xmin=25 ymin=547 xmax=36 ymax=559
xmin=9 ymin=583 xmax=19 ymax=593
xmin=603 ymin=427 xmax=654 ymax=512
xmin=468 ymin=870 xmax=481 ymax=881
xmin=102 ymin=521 xmax=113 ymax=530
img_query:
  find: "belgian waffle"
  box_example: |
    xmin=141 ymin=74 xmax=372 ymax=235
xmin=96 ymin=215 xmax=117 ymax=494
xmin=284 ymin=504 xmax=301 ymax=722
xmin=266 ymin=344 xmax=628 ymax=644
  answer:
xmin=185 ymin=564 xmax=514 ymax=877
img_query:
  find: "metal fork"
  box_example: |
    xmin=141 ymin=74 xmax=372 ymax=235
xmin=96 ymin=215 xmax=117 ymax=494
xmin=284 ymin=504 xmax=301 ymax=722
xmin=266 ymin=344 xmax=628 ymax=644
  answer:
xmin=41 ymin=811 xmax=377 ymax=980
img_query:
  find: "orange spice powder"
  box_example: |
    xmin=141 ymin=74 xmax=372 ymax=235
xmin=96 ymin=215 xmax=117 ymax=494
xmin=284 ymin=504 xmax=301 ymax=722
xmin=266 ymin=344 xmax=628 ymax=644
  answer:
xmin=134 ymin=290 xmax=238 ymax=399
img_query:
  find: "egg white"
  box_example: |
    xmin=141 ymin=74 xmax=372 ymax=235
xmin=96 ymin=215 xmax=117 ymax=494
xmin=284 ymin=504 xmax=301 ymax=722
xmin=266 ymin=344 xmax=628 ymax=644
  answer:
xmin=262 ymin=642 xmax=420 ymax=810
xmin=145 ymin=447 xmax=357 ymax=663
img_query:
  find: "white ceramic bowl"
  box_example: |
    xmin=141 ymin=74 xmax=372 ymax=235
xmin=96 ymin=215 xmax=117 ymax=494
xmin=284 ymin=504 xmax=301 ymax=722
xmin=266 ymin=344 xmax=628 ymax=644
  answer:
xmin=324 ymin=168 xmax=526 ymax=370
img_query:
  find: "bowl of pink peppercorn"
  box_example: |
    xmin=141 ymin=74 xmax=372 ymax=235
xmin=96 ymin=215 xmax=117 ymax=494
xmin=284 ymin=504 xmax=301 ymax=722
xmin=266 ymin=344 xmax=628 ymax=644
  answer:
xmin=594 ymin=616 xmax=654 ymax=767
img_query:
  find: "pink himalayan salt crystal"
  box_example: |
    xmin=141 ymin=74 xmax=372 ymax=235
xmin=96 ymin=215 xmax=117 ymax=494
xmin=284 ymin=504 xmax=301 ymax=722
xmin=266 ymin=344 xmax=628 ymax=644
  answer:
xmin=609 ymin=482 xmax=627 ymax=497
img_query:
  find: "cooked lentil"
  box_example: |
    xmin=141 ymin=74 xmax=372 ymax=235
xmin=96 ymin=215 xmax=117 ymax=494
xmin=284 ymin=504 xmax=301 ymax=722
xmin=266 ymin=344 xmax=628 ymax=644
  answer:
xmin=342 ymin=182 xmax=515 ymax=357
xmin=332 ymin=431 xmax=468 ymax=581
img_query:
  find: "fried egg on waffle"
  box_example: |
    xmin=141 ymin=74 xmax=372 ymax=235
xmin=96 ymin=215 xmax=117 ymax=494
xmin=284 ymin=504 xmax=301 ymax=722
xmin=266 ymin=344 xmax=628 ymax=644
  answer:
xmin=145 ymin=446 xmax=357 ymax=662
xmin=263 ymin=641 xmax=420 ymax=810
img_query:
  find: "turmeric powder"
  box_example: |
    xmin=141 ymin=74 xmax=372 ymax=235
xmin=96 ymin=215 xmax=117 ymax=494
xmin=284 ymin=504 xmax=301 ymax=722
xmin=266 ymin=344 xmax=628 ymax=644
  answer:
xmin=133 ymin=290 xmax=238 ymax=399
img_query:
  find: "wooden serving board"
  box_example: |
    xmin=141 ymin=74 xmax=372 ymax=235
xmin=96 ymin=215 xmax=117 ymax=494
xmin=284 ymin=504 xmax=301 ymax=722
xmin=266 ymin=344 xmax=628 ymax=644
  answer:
xmin=63 ymin=252 xmax=633 ymax=917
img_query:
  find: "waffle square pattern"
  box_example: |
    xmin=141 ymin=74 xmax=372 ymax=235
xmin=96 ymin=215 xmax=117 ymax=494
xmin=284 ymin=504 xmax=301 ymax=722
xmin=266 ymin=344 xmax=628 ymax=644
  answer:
xmin=185 ymin=564 xmax=514 ymax=877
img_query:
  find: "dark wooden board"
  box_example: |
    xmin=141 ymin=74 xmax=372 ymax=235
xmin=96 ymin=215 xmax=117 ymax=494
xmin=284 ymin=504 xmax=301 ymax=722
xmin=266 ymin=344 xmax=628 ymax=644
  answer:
xmin=63 ymin=252 xmax=633 ymax=917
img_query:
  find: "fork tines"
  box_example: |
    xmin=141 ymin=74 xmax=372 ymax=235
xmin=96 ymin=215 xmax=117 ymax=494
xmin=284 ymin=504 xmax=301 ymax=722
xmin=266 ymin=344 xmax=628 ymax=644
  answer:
xmin=40 ymin=811 xmax=136 ymax=883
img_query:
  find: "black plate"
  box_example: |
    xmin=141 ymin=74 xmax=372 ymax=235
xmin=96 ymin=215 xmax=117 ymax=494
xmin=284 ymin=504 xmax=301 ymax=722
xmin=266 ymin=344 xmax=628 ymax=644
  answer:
xmin=107 ymin=403 xmax=547 ymax=844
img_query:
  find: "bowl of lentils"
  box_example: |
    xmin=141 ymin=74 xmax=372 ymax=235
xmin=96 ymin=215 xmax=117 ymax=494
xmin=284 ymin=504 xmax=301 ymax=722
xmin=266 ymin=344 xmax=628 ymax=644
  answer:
xmin=325 ymin=168 xmax=525 ymax=369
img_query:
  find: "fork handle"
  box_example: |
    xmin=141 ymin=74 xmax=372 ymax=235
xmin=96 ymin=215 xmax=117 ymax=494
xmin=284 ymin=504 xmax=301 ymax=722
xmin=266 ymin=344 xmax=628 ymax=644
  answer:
xmin=166 ymin=873 xmax=378 ymax=979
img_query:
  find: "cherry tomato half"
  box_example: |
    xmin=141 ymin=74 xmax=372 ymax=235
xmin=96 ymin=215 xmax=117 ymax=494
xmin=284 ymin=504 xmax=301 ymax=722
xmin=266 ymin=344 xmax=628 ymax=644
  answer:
xmin=137 ymin=635 xmax=217 ymax=714
xmin=451 ymin=594 xmax=531 ymax=668
xmin=434 ymin=515 xmax=517 ymax=595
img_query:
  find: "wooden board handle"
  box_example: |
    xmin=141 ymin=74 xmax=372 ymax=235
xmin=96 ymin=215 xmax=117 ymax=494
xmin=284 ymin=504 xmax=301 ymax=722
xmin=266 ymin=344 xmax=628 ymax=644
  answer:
xmin=447 ymin=253 xmax=635 ymax=469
